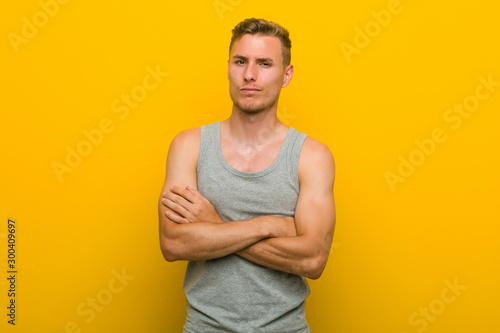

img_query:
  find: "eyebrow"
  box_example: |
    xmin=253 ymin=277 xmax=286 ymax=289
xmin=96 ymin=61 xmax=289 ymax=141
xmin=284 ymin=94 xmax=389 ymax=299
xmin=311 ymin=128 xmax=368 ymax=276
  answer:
xmin=232 ymin=55 xmax=274 ymax=63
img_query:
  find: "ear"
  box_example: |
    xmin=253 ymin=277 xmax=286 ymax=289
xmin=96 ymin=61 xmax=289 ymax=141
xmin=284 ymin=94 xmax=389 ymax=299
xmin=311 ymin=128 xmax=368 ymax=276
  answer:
xmin=282 ymin=64 xmax=294 ymax=88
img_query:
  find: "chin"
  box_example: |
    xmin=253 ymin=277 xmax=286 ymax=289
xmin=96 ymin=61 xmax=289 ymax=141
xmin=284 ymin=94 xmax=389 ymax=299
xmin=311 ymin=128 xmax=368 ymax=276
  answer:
xmin=236 ymin=103 xmax=267 ymax=114
xmin=234 ymin=98 xmax=279 ymax=115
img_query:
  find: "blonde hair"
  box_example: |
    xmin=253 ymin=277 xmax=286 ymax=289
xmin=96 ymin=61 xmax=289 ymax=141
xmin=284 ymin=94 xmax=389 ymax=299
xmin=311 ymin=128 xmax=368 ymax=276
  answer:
xmin=229 ymin=18 xmax=291 ymax=68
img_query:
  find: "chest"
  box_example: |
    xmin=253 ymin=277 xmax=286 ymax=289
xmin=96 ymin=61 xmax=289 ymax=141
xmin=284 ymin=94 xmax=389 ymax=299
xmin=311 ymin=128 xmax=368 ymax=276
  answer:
xmin=220 ymin=139 xmax=283 ymax=173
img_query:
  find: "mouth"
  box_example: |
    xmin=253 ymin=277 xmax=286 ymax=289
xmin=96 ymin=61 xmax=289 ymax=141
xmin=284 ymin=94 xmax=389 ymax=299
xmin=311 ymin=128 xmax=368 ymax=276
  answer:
xmin=240 ymin=87 xmax=261 ymax=94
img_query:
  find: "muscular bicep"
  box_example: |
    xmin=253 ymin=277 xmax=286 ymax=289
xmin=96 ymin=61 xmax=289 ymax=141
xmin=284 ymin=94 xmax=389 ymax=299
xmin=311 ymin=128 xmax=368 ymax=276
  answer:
xmin=159 ymin=129 xmax=199 ymax=194
xmin=294 ymin=138 xmax=336 ymax=257
xmin=158 ymin=128 xmax=200 ymax=241
xmin=294 ymin=188 xmax=335 ymax=250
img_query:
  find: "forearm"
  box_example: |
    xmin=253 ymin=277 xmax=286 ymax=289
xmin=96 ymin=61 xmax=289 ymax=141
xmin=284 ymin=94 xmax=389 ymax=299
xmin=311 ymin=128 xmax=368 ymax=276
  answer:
xmin=160 ymin=217 xmax=272 ymax=262
xmin=237 ymin=235 xmax=329 ymax=280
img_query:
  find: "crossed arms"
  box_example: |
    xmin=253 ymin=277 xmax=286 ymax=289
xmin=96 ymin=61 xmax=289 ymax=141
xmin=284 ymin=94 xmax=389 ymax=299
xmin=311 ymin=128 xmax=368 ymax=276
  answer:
xmin=158 ymin=128 xmax=336 ymax=279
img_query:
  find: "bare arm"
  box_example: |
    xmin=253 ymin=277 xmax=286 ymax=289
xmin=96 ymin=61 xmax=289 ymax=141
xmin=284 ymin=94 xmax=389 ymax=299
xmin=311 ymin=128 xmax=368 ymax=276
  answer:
xmin=236 ymin=138 xmax=336 ymax=279
xmin=158 ymin=128 xmax=294 ymax=262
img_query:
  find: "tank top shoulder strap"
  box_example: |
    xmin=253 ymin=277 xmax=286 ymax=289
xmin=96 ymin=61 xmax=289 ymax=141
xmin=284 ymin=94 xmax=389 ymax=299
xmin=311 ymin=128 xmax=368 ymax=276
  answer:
xmin=197 ymin=122 xmax=219 ymax=175
xmin=285 ymin=127 xmax=308 ymax=182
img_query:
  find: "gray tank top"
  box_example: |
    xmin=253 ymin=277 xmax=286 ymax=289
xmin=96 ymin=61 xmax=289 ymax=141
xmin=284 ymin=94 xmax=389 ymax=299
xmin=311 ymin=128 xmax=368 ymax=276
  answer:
xmin=183 ymin=121 xmax=311 ymax=333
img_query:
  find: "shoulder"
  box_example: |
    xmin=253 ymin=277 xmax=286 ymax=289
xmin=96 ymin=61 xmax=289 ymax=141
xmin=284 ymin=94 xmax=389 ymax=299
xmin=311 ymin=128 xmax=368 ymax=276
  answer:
xmin=170 ymin=127 xmax=200 ymax=148
xmin=299 ymin=136 xmax=335 ymax=169
xmin=298 ymin=136 xmax=335 ymax=186
xmin=166 ymin=127 xmax=201 ymax=165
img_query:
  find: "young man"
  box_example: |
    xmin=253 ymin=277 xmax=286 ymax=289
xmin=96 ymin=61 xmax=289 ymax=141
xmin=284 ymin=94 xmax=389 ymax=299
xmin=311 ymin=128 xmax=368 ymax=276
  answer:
xmin=158 ymin=18 xmax=336 ymax=333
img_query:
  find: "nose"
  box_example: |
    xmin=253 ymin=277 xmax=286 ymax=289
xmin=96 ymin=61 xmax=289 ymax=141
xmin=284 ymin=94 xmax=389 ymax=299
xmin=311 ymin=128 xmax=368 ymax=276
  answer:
xmin=243 ymin=63 xmax=256 ymax=82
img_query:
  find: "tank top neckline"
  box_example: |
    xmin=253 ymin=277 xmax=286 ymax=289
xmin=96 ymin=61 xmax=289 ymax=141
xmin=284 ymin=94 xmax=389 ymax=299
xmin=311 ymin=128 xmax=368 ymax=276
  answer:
xmin=213 ymin=121 xmax=295 ymax=178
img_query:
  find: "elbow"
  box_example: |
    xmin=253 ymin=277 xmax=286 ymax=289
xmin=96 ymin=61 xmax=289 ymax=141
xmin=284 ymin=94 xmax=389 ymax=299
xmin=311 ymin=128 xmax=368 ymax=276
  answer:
xmin=162 ymin=250 xmax=178 ymax=263
xmin=160 ymin=236 xmax=182 ymax=262
xmin=302 ymin=254 xmax=328 ymax=280
xmin=159 ymin=217 xmax=185 ymax=262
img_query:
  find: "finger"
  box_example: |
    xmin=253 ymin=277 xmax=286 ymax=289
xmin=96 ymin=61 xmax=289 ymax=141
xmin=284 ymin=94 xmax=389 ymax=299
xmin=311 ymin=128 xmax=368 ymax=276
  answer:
xmin=186 ymin=186 xmax=206 ymax=200
xmin=165 ymin=210 xmax=188 ymax=224
xmin=165 ymin=190 xmax=194 ymax=212
xmin=160 ymin=194 xmax=169 ymax=206
xmin=162 ymin=197 xmax=189 ymax=218
xmin=170 ymin=186 xmax=196 ymax=203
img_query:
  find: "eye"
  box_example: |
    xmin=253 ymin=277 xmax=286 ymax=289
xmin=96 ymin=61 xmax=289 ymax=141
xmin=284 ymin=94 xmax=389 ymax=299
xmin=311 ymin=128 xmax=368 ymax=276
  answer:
xmin=261 ymin=62 xmax=271 ymax=67
xmin=235 ymin=60 xmax=246 ymax=65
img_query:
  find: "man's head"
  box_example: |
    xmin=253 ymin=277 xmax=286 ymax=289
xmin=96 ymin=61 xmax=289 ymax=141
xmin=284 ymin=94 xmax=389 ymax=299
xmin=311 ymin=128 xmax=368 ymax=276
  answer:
xmin=228 ymin=18 xmax=294 ymax=115
xmin=229 ymin=18 xmax=291 ymax=68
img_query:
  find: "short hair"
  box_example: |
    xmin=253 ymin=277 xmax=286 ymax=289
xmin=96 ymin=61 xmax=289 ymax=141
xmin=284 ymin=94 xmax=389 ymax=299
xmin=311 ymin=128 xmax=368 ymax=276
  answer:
xmin=229 ymin=18 xmax=291 ymax=68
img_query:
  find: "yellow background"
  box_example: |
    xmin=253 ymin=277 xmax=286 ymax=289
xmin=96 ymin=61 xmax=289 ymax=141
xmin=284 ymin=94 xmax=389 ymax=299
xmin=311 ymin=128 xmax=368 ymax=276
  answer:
xmin=1 ymin=0 xmax=499 ymax=332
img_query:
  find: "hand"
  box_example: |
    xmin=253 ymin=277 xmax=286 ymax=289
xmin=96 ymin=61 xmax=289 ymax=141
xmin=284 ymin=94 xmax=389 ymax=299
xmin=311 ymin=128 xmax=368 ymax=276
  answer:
xmin=262 ymin=216 xmax=297 ymax=238
xmin=162 ymin=185 xmax=223 ymax=224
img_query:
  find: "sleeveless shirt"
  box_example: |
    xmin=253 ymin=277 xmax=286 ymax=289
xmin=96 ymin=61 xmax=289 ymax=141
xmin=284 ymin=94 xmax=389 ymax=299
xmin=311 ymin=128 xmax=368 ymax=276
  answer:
xmin=183 ymin=121 xmax=311 ymax=333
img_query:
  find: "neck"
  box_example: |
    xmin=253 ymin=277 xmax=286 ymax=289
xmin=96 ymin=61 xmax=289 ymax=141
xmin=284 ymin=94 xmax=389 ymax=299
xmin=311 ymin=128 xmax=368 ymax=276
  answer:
xmin=222 ymin=104 xmax=287 ymax=145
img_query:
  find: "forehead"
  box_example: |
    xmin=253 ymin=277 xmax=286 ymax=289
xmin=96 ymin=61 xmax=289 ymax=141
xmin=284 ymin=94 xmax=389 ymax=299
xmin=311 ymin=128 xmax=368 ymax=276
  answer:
xmin=230 ymin=34 xmax=282 ymax=61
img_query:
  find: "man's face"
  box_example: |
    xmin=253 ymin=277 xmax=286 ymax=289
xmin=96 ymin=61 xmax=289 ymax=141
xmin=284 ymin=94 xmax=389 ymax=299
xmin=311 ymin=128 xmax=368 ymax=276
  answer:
xmin=228 ymin=34 xmax=293 ymax=115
